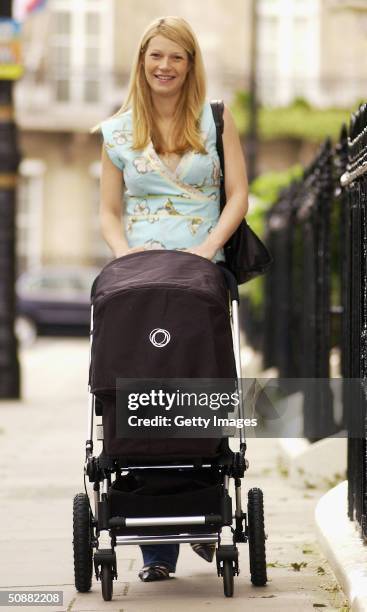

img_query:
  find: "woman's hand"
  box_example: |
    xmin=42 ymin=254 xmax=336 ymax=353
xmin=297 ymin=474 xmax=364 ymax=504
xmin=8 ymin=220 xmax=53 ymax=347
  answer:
xmin=114 ymin=245 xmax=146 ymax=258
xmin=184 ymin=243 xmax=218 ymax=261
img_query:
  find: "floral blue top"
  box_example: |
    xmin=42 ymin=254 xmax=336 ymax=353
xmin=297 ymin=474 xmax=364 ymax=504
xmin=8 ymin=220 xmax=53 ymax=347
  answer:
xmin=100 ymin=101 xmax=225 ymax=262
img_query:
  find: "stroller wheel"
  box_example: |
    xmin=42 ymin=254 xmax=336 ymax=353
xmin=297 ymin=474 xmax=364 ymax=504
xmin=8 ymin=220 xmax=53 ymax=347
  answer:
xmin=248 ymin=488 xmax=267 ymax=586
xmin=222 ymin=559 xmax=234 ymax=597
xmin=73 ymin=493 xmax=93 ymax=592
xmin=101 ymin=563 xmax=113 ymax=601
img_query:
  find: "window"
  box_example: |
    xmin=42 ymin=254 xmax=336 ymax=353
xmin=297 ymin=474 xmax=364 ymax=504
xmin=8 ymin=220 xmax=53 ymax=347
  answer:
xmin=89 ymin=161 xmax=111 ymax=265
xmin=49 ymin=0 xmax=113 ymax=105
xmin=257 ymin=0 xmax=320 ymax=105
xmin=257 ymin=15 xmax=279 ymax=104
xmin=292 ymin=17 xmax=309 ymax=96
xmin=17 ymin=160 xmax=45 ymax=274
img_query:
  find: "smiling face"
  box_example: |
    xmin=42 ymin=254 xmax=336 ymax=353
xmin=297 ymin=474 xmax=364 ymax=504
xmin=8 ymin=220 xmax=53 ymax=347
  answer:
xmin=143 ymin=34 xmax=191 ymax=99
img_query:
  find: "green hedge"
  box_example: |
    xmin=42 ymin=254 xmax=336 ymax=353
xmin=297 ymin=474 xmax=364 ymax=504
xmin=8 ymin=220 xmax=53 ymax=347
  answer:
xmin=231 ymin=91 xmax=353 ymax=143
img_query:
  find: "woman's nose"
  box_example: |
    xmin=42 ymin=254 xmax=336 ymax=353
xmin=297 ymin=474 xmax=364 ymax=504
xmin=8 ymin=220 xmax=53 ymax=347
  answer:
xmin=158 ymin=56 xmax=170 ymax=70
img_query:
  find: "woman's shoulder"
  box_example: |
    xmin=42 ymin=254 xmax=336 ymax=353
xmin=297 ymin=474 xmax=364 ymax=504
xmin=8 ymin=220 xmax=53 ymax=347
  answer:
xmin=100 ymin=110 xmax=133 ymax=170
xmin=200 ymin=99 xmax=219 ymax=141
xmin=100 ymin=109 xmax=133 ymax=140
xmin=200 ymin=99 xmax=213 ymax=120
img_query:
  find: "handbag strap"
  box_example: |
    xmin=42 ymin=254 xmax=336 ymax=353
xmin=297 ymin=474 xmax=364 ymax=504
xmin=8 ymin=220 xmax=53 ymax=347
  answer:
xmin=210 ymin=100 xmax=226 ymax=213
xmin=210 ymin=100 xmax=250 ymax=227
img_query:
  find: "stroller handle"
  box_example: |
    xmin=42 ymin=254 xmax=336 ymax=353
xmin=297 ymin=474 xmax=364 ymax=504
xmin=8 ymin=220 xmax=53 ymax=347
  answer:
xmin=217 ymin=263 xmax=239 ymax=302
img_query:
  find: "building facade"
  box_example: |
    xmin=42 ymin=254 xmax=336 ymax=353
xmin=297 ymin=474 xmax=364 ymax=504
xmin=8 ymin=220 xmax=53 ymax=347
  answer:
xmin=14 ymin=0 xmax=367 ymax=272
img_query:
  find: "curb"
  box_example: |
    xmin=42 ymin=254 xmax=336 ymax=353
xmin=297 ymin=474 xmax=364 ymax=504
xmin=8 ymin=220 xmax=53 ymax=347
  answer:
xmin=315 ymin=481 xmax=367 ymax=611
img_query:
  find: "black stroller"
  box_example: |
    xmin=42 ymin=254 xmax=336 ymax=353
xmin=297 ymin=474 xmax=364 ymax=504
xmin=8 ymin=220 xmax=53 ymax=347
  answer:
xmin=73 ymin=250 xmax=267 ymax=601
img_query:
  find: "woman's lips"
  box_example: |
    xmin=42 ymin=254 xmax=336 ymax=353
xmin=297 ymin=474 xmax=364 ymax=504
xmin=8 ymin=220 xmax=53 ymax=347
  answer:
xmin=155 ymin=75 xmax=175 ymax=82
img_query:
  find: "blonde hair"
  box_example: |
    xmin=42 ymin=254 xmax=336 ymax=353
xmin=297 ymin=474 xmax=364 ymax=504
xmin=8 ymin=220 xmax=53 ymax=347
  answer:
xmin=94 ymin=16 xmax=207 ymax=155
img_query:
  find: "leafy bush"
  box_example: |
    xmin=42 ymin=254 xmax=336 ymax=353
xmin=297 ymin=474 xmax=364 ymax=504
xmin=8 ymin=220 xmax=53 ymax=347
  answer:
xmin=250 ymin=166 xmax=303 ymax=212
xmin=291 ymin=97 xmax=312 ymax=110
xmin=231 ymin=90 xmax=353 ymax=143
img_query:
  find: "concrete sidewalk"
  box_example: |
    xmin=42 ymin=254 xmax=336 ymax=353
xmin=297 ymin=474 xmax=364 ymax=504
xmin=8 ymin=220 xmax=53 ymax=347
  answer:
xmin=0 ymin=339 xmax=348 ymax=611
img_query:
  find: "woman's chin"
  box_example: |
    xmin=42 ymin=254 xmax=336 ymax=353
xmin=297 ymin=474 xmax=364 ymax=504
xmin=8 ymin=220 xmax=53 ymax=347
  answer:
xmin=149 ymin=82 xmax=182 ymax=97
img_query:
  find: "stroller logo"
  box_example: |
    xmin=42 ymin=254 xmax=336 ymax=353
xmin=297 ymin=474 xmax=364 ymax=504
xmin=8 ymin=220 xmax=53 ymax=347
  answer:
xmin=149 ymin=328 xmax=171 ymax=348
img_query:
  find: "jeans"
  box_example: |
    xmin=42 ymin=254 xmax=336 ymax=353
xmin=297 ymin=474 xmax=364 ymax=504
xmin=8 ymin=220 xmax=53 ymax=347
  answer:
xmin=140 ymin=544 xmax=179 ymax=572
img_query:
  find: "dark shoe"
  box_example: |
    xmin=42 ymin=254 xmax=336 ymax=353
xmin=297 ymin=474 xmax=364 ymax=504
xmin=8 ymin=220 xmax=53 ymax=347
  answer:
xmin=138 ymin=564 xmax=171 ymax=582
xmin=191 ymin=542 xmax=216 ymax=562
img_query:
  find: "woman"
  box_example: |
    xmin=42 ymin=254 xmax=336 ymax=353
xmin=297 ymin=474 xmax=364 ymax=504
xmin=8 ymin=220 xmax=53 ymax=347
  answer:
xmin=99 ymin=16 xmax=249 ymax=582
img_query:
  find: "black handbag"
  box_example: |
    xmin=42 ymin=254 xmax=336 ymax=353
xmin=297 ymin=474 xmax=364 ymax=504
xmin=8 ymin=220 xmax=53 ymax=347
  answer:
xmin=210 ymin=100 xmax=273 ymax=284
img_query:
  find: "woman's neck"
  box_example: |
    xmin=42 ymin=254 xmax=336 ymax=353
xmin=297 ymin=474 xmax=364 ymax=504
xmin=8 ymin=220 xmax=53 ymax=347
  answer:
xmin=151 ymin=92 xmax=180 ymax=121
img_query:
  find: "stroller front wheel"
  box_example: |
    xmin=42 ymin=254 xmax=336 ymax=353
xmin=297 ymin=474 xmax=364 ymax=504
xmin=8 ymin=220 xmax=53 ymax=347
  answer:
xmin=101 ymin=563 xmax=113 ymax=601
xmin=222 ymin=559 xmax=234 ymax=597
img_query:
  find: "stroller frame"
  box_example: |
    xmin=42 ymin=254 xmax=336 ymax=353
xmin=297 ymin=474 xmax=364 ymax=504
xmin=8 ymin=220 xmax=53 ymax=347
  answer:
xmin=73 ymin=266 xmax=267 ymax=600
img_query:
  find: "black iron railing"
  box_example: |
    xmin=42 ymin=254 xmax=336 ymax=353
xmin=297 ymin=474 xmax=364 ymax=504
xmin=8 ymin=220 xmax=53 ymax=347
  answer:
xmin=264 ymin=140 xmax=335 ymax=439
xmin=340 ymin=105 xmax=367 ymax=538
xmin=262 ymin=102 xmax=367 ymax=535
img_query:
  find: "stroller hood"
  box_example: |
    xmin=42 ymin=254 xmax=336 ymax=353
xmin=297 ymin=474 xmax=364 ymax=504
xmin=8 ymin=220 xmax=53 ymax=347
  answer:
xmin=89 ymin=250 xmax=236 ymax=393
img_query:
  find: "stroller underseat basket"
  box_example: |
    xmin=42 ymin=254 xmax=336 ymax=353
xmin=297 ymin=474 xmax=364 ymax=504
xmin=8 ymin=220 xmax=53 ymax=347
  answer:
xmin=108 ymin=469 xmax=223 ymax=535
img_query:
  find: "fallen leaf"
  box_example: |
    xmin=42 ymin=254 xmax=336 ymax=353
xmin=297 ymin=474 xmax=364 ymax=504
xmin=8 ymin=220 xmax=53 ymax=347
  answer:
xmin=323 ymin=582 xmax=340 ymax=593
xmin=304 ymin=480 xmax=317 ymax=489
xmin=291 ymin=561 xmax=308 ymax=571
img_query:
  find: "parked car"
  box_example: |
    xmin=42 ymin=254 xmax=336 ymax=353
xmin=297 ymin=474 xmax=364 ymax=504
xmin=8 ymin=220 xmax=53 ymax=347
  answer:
xmin=15 ymin=265 xmax=101 ymax=346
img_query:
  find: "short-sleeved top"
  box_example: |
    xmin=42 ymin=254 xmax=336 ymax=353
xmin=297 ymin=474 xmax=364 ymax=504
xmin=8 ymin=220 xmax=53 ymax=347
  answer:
xmin=100 ymin=101 xmax=225 ymax=263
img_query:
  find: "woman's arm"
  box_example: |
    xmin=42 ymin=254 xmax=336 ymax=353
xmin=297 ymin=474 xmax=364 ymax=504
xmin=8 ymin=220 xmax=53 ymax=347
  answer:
xmin=187 ymin=105 xmax=249 ymax=260
xmin=100 ymin=146 xmax=145 ymax=258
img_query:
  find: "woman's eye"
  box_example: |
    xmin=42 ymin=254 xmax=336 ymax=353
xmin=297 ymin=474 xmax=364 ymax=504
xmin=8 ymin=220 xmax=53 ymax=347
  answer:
xmin=149 ymin=53 xmax=183 ymax=60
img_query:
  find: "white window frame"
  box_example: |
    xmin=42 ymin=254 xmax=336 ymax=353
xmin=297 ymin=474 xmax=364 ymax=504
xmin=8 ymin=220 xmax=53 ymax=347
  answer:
xmin=17 ymin=159 xmax=45 ymax=273
xmin=89 ymin=160 xmax=112 ymax=264
xmin=49 ymin=0 xmax=114 ymax=106
xmin=258 ymin=0 xmax=321 ymax=106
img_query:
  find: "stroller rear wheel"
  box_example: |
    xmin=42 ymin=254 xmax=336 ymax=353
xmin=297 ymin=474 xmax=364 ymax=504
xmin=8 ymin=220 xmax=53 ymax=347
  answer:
xmin=73 ymin=493 xmax=93 ymax=592
xmin=248 ymin=487 xmax=267 ymax=586
xmin=222 ymin=559 xmax=234 ymax=597
xmin=101 ymin=563 xmax=113 ymax=601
